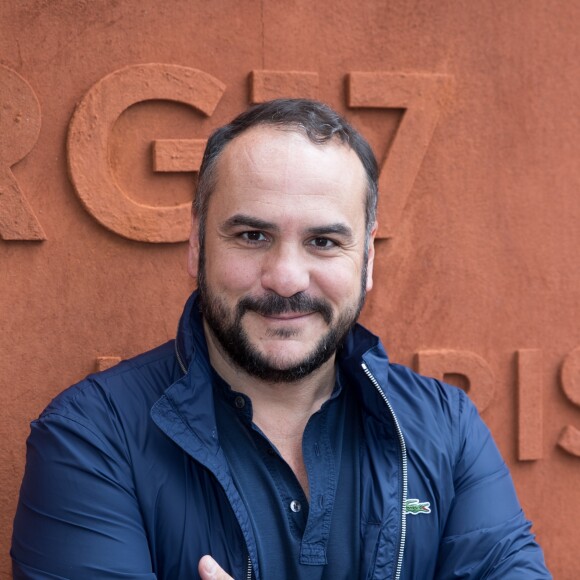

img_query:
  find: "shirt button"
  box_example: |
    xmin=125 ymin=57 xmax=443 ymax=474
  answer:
xmin=290 ymin=500 xmax=301 ymax=513
xmin=234 ymin=396 xmax=245 ymax=409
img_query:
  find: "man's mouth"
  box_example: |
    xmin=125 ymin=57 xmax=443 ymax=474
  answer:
xmin=261 ymin=312 xmax=314 ymax=321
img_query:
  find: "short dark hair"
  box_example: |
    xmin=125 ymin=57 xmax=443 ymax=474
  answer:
xmin=194 ymin=98 xmax=379 ymax=243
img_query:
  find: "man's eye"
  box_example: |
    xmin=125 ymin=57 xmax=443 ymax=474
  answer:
xmin=310 ymin=237 xmax=336 ymax=249
xmin=241 ymin=231 xmax=267 ymax=242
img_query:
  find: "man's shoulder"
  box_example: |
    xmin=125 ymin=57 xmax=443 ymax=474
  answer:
xmin=385 ymin=362 xmax=475 ymax=444
xmin=388 ymin=362 xmax=465 ymax=409
xmin=39 ymin=340 xmax=179 ymax=424
xmin=347 ymin=325 xmax=470 ymax=427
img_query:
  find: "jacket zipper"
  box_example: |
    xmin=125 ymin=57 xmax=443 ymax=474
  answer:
xmin=361 ymin=362 xmax=408 ymax=580
xmin=175 ymin=342 xmax=257 ymax=580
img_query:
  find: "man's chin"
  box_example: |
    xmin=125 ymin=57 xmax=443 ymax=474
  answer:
xmin=237 ymin=361 xmax=326 ymax=384
xmin=225 ymin=341 xmax=335 ymax=384
xmin=253 ymin=336 xmax=333 ymax=362
xmin=254 ymin=355 xmax=317 ymax=375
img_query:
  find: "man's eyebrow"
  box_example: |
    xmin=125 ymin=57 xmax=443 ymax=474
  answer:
xmin=306 ymin=223 xmax=354 ymax=238
xmin=221 ymin=214 xmax=279 ymax=232
xmin=221 ymin=216 xmax=353 ymax=238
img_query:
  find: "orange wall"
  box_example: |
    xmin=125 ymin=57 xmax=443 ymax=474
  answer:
xmin=1 ymin=1 xmax=579 ymax=576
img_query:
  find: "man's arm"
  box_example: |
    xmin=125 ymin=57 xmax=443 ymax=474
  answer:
xmin=435 ymin=389 xmax=551 ymax=578
xmin=12 ymin=410 xmax=156 ymax=579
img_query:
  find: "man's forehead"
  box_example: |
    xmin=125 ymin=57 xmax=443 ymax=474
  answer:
xmin=215 ymin=124 xmax=365 ymax=182
xmin=205 ymin=126 xmax=368 ymax=236
xmin=201 ymin=125 xmax=370 ymax=235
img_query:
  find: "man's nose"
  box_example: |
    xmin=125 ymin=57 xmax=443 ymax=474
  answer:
xmin=260 ymin=244 xmax=310 ymax=297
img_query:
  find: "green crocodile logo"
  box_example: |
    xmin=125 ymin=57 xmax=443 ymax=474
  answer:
xmin=405 ymin=498 xmax=431 ymax=515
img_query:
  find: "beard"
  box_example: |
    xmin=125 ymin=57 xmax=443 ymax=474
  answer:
xmin=197 ymin=254 xmax=368 ymax=383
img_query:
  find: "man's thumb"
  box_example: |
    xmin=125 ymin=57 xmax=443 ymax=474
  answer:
xmin=198 ymin=555 xmax=234 ymax=580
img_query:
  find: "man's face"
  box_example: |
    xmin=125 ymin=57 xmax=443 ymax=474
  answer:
xmin=189 ymin=126 xmax=376 ymax=383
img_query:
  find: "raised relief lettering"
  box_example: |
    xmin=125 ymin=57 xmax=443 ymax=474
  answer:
xmin=0 ymin=65 xmax=45 ymax=240
xmin=559 ymin=347 xmax=580 ymax=457
xmin=250 ymin=70 xmax=319 ymax=103
xmin=415 ymin=349 xmax=495 ymax=413
xmin=558 ymin=426 xmax=580 ymax=458
xmin=67 ymin=64 xmax=225 ymax=242
xmin=517 ymin=350 xmax=543 ymax=460
xmin=347 ymin=72 xmax=450 ymax=240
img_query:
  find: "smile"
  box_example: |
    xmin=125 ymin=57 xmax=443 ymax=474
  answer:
xmin=261 ymin=312 xmax=315 ymax=322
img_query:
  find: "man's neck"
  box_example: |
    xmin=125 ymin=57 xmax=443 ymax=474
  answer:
xmin=204 ymin=322 xmax=337 ymax=498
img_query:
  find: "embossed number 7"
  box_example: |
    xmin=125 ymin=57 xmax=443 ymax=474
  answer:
xmin=347 ymin=72 xmax=450 ymax=240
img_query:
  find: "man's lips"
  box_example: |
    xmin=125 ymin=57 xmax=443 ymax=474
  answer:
xmin=257 ymin=311 xmax=315 ymax=321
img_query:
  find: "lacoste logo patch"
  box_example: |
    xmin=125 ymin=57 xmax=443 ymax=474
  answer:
xmin=405 ymin=498 xmax=431 ymax=515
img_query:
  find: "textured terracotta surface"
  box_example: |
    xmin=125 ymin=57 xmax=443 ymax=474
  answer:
xmin=1 ymin=1 xmax=579 ymax=576
xmin=0 ymin=65 xmax=44 ymax=240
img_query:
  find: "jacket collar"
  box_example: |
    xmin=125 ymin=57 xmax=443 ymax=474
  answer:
xmin=175 ymin=290 xmax=208 ymax=373
xmin=151 ymin=292 xmax=219 ymax=460
xmin=336 ymin=321 xmax=394 ymax=423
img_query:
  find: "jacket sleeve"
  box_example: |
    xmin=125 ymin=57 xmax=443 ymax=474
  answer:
xmin=435 ymin=389 xmax=551 ymax=579
xmin=11 ymin=407 xmax=157 ymax=579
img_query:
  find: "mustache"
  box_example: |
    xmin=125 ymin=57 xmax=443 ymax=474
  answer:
xmin=237 ymin=293 xmax=333 ymax=324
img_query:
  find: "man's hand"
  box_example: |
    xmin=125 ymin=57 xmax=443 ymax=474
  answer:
xmin=198 ymin=555 xmax=235 ymax=580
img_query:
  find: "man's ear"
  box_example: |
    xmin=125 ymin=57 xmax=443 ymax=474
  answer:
xmin=187 ymin=212 xmax=200 ymax=280
xmin=365 ymin=221 xmax=378 ymax=292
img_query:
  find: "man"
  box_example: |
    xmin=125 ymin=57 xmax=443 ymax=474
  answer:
xmin=12 ymin=99 xmax=550 ymax=579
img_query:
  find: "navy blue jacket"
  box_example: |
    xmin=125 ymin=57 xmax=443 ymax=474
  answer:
xmin=12 ymin=293 xmax=550 ymax=579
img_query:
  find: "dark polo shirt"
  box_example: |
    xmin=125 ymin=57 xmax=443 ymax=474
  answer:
xmin=214 ymin=370 xmax=362 ymax=579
